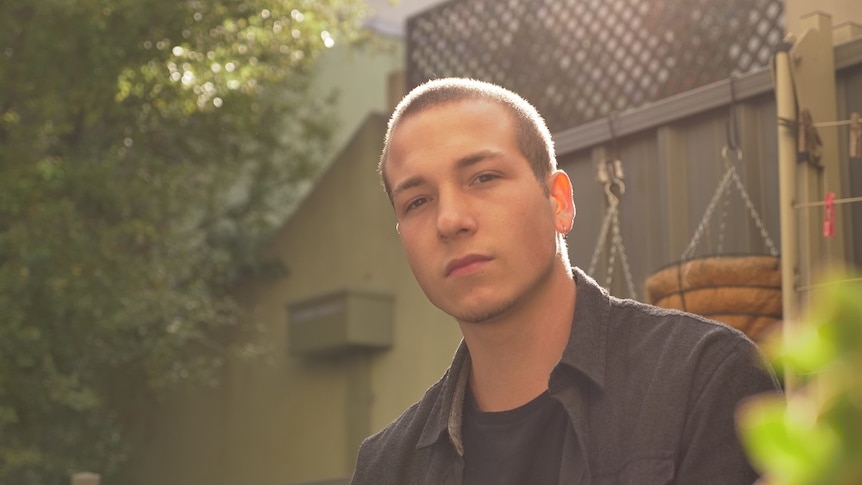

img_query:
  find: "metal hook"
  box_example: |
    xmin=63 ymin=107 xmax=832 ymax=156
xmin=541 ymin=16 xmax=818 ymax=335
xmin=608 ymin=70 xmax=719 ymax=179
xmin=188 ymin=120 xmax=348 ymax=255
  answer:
xmin=603 ymin=180 xmax=623 ymax=207
xmin=603 ymin=160 xmax=625 ymax=206
xmin=607 ymin=112 xmax=620 ymax=159
xmin=721 ymin=145 xmax=742 ymax=166
xmin=597 ymin=158 xmax=624 ymax=206
xmin=726 ymin=74 xmax=741 ymax=151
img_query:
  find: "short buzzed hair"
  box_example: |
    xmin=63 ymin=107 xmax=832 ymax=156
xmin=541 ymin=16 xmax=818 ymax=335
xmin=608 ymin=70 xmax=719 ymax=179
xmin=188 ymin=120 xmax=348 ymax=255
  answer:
xmin=379 ymin=78 xmax=557 ymax=201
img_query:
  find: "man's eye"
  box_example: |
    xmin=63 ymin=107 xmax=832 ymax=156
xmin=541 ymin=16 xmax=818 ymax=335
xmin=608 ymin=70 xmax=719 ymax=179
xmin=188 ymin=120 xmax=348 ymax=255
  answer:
xmin=405 ymin=197 xmax=429 ymax=212
xmin=474 ymin=173 xmax=500 ymax=184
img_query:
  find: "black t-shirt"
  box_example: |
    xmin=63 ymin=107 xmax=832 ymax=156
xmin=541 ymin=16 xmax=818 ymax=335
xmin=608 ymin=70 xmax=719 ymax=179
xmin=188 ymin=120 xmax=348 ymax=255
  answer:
xmin=462 ymin=388 xmax=569 ymax=485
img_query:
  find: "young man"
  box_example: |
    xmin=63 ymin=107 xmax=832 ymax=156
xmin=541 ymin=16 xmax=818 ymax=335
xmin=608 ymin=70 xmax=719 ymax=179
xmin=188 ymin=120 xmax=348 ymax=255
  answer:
xmin=350 ymin=78 xmax=780 ymax=484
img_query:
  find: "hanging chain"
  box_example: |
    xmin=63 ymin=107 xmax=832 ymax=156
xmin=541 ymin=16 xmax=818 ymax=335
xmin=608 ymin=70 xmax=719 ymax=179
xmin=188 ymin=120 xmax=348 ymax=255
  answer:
xmin=604 ymin=200 xmax=619 ymax=290
xmin=681 ymin=167 xmax=734 ymax=259
xmin=588 ymin=159 xmax=638 ymax=300
xmin=681 ymin=146 xmax=778 ymax=260
xmin=727 ymin=155 xmax=778 ymax=256
xmin=609 ymin=204 xmax=638 ymax=299
xmin=717 ymin=178 xmax=730 ymax=254
xmin=588 ymin=203 xmax=614 ymax=276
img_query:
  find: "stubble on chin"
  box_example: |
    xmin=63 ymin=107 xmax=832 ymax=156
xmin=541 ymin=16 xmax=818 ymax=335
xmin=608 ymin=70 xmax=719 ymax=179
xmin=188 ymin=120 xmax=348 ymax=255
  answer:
xmin=447 ymin=297 xmax=518 ymax=325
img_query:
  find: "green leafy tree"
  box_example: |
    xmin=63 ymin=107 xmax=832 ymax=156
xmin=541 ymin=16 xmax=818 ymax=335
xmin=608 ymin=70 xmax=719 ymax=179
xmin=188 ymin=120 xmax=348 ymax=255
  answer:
xmin=0 ymin=0 xmax=366 ymax=482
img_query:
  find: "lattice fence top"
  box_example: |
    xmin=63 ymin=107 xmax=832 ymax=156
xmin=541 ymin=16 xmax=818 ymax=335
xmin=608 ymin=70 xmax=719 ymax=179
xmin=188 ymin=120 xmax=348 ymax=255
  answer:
xmin=406 ymin=0 xmax=783 ymax=132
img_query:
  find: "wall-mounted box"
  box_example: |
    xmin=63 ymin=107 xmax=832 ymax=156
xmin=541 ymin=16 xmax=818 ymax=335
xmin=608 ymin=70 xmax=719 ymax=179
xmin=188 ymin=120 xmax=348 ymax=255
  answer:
xmin=288 ymin=290 xmax=394 ymax=356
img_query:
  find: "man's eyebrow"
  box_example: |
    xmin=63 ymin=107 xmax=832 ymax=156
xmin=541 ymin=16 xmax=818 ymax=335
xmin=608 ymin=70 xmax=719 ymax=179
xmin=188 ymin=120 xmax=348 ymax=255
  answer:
xmin=455 ymin=149 xmax=502 ymax=170
xmin=390 ymin=150 xmax=504 ymax=199
xmin=391 ymin=175 xmax=426 ymax=200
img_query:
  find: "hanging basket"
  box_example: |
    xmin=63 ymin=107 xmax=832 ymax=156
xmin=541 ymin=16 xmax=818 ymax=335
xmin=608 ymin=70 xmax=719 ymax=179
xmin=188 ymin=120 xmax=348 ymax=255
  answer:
xmin=644 ymin=254 xmax=782 ymax=344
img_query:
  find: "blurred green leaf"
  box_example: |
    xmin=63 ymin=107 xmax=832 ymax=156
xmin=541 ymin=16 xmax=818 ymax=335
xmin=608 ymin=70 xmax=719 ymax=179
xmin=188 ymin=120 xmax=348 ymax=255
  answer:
xmin=780 ymin=319 xmax=837 ymax=376
xmin=739 ymin=271 xmax=862 ymax=485
xmin=739 ymin=395 xmax=840 ymax=485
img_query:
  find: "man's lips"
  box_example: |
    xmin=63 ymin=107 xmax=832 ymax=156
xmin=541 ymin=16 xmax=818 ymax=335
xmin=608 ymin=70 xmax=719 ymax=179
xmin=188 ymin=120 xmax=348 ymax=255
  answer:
xmin=445 ymin=254 xmax=492 ymax=277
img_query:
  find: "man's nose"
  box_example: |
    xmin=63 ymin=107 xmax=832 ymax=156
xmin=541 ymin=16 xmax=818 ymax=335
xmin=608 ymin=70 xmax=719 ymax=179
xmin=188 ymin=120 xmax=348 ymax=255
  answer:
xmin=436 ymin=189 xmax=476 ymax=240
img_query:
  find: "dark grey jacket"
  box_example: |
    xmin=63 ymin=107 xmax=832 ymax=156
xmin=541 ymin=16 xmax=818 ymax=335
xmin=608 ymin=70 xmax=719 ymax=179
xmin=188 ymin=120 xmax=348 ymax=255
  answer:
xmin=350 ymin=268 xmax=781 ymax=484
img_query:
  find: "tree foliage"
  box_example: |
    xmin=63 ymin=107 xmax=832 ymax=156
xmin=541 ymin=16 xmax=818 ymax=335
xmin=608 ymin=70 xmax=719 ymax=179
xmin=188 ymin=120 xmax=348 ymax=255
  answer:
xmin=0 ymin=0 xmax=366 ymax=482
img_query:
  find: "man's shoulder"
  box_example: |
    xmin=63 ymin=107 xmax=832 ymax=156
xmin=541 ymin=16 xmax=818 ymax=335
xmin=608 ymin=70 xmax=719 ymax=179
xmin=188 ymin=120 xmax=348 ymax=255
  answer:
xmin=351 ymin=371 xmax=449 ymax=483
xmin=361 ymin=395 xmax=428 ymax=451
xmin=610 ymin=294 xmax=749 ymax=344
xmin=575 ymin=266 xmax=749 ymax=349
xmin=604 ymin=295 xmax=772 ymax=381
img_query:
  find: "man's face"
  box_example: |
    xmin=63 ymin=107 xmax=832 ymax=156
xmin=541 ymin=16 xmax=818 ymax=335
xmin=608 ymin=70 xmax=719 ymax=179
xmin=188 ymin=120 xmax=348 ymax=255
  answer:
xmin=385 ymin=99 xmax=572 ymax=324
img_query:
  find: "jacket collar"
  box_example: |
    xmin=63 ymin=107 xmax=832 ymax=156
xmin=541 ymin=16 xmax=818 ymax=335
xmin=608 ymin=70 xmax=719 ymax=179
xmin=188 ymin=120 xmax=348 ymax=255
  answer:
xmin=559 ymin=266 xmax=608 ymax=390
xmin=416 ymin=341 xmax=470 ymax=454
xmin=415 ymin=266 xmax=610 ymax=453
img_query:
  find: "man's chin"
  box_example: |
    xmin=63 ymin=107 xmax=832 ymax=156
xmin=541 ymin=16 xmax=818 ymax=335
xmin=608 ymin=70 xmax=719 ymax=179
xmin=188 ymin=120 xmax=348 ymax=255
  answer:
xmin=443 ymin=298 xmax=516 ymax=325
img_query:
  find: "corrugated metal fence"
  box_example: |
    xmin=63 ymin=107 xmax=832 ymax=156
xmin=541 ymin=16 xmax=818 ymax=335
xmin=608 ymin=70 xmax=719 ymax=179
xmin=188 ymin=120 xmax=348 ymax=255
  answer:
xmin=557 ymin=37 xmax=862 ymax=299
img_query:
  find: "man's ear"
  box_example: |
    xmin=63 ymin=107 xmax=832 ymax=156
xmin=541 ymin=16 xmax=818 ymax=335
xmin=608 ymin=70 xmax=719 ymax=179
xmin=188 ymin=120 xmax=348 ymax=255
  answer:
xmin=548 ymin=170 xmax=576 ymax=234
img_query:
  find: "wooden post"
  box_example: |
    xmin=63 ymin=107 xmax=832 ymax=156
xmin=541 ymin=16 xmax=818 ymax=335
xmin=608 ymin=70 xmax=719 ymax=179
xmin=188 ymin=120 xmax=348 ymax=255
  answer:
xmin=71 ymin=472 xmax=100 ymax=485
xmin=791 ymin=12 xmax=845 ymax=279
xmin=775 ymin=41 xmax=799 ymax=392
xmin=784 ymin=0 xmax=862 ymax=40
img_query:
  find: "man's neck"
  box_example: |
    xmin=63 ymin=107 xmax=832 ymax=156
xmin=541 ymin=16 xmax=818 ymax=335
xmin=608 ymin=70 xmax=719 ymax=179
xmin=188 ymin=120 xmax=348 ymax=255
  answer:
xmin=459 ymin=266 xmax=577 ymax=412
